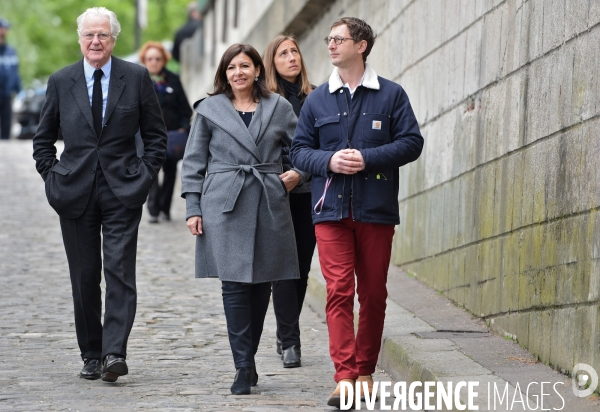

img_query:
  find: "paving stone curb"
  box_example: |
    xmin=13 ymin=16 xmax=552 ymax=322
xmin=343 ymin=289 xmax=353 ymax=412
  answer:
xmin=306 ymin=268 xmax=516 ymax=411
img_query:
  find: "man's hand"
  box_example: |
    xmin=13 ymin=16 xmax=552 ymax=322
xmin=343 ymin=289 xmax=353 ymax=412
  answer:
xmin=328 ymin=149 xmax=365 ymax=174
xmin=187 ymin=216 xmax=203 ymax=235
xmin=279 ymin=170 xmax=302 ymax=192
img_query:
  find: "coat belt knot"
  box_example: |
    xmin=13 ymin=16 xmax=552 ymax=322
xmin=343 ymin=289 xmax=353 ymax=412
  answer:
xmin=206 ymin=162 xmax=282 ymax=218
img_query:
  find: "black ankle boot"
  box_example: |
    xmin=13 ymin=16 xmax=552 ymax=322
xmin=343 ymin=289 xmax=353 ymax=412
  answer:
xmin=231 ymin=366 xmax=255 ymax=395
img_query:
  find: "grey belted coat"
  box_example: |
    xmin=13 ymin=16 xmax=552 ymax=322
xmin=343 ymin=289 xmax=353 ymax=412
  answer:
xmin=181 ymin=92 xmax=300 ymax=284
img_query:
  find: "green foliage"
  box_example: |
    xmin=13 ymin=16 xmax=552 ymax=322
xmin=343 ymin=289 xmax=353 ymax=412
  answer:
xmin=3 ymin=0 xmax=192 ymax=87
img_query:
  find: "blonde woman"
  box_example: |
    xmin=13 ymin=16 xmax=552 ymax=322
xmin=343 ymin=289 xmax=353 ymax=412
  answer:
xmin=263 ymin=35 xmax=315 ymax=368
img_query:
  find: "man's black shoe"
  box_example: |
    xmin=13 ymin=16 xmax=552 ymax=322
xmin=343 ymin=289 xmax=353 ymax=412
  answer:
xmin=282 ymin=345 xmax=301 ymax=368
xmin=251 ymin=368 xmax=258 ymax=387
xmin=101 ymin=354 xmax=128 ymax=382
xmin=80 ymin=358 xmax=101 ymax=380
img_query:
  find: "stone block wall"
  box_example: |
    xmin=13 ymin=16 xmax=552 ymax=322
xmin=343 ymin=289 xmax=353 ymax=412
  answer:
xmin=182 ymin=0 xmax=600 ymax=377
xmin=375 ymin=0 xmax=599 ymax=376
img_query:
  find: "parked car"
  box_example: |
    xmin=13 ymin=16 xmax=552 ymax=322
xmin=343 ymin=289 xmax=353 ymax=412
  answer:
xmin=12 ymin=82 xmax=47 ymax=139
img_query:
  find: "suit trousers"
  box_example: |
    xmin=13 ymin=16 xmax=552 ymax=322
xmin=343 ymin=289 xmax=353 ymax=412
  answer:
xmin=59 ymin=164 xmax=142 ymax=361
xmin=272 ymin=192 xmax=316 ymax=349
xmin=0 ymin=96 xmax=12 ymax=140
xmin=221 ymin=281 xmax=272 ymax=369
xmin=147 ymin=157 xmax=178 ymax=217
xmin=315 ymin=214 xmax=395 ymax=382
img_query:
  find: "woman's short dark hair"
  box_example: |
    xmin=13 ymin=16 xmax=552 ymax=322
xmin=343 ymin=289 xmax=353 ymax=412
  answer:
xmin=210 ymin=43 xmax=270 ymax=101
xmin=331 ymin=17 xmax=377 ymax=63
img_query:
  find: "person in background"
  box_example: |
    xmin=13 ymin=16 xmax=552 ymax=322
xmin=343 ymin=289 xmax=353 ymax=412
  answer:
xmin=181 ymin=43 xmax=302 ymax=395
xmin=0 ymin=18 xmax=22 ymax=140
xmin=32 ymin=7 xmax=167 ymax=383
xmin=139 ymin=41 xmax=192 ymax=223
xmin=172 ymin=2 xmax=203 ymax=63
xmin=263 ymin=35 xmax=315 ymax=369
xmin=290 ymin=17 xmax=424 ymax=408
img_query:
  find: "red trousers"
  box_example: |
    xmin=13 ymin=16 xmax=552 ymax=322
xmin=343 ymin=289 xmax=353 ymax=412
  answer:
xmin=315 ymin=217 xmax=395 ymax=382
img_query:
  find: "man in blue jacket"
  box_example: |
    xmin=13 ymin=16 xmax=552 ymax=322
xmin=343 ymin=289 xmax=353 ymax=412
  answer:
xmin=290 ymin=17 xmax=424 ymax=408
xmin=0 ymin=18 xmax=22 ymax=140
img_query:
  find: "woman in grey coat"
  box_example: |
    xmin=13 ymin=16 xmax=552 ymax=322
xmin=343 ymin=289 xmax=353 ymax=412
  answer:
xmin=181 ymin=43 xmax=303 ymax=395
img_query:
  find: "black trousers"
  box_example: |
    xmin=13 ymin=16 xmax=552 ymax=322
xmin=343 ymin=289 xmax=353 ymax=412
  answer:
xmin=0 ymin=96 xmax=12 ymax=140
xmin=272 ymin=192 xmax=316 ymax=349
xmin=147 ymin=157 xmax=178 ymax=217
xmin=59 ymin=165 xmax=142 ymax=360
xmin=221 ymin=281 xmax=272 ymax=368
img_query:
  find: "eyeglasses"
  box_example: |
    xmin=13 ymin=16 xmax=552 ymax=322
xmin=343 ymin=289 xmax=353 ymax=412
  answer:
xmin=81 ymin=32 xmax=112 ymax=41
xmin=323 ymin=36 xmax=354 ymax=45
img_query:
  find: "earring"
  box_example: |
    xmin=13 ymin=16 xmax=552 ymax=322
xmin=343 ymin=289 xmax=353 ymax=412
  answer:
xmin=255 ymin=77 xmax=258 ymax=82
xmin=227 ymin=80 xmax=230 ymax=84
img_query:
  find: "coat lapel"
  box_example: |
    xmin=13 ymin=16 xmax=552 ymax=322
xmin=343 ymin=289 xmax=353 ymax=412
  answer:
xmin=69 ymin=60 xmax=95 ymax=135
xmin=103 ymin=58 xmax=125 ymax=127
xmin=247 ymin=99 xmax=262 ymax=143
xmin=199 ymin=94 xmax=262 ymax=162
xmin=254 ymin=94 xmax=278 ymax=146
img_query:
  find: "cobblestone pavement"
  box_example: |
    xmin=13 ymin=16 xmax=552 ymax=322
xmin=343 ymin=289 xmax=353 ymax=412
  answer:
xmin=0 ymin=141 xmax=394 ymax=411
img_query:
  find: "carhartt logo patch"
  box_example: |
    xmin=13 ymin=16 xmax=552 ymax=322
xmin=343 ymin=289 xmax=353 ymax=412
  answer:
xmin=372 ymin=120 xmax=382 ymax=130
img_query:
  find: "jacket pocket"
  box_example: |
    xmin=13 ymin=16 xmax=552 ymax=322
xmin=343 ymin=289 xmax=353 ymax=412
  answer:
xmin=314 ymin=114 xmax=341 ymax=149
xmin=362 ymin=113 xmax=391 ymax=145
xmin=115 ymin=104 xmax=140 ymax=135
xmin=126 ymin=161 xmax=140 ymax=175
xmin=118 ymin=103 xmax=138 ymax=113
xmin=51 ymin=162 xmax=71 ymax=176
xmin=203 ymin=174 xmax=215 ymax=195
xmin=278 ymin=176 xmax=289 ymax=197
xmin=365 ymin=170 xmax=397 ymax=216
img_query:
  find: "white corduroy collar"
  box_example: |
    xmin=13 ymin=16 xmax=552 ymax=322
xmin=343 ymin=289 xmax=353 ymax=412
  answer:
xmin=328 ymin=63 xmax=380 ymax=93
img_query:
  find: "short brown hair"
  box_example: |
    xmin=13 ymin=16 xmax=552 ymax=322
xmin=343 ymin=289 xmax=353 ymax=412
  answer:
xmin=139 ymin=41 xmax=171 ymax=65
xmin=263 ymin=35 xmax=313 ymax=100
xmin=331 ymin=17 xmax=377 ymax=63
xmin=209 ymin=43 xmax=270 ymax=102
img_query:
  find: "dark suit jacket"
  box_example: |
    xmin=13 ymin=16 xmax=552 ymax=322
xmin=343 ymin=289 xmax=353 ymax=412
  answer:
xmin=33 ymin=57 xmax=168 ymax=218
xmin=172 ymin=18 xmax=201 ymax=62
xmin=156 ymin=69 xmax=192 ymax=131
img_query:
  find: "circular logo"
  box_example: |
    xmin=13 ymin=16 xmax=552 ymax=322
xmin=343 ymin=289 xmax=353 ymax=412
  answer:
xmin=572 ymin=363 xmax=598 ymax=398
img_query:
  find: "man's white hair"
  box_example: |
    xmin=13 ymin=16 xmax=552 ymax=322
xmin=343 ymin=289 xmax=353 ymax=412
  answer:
xmin=76 ymin=7 xmax=121 ymax=40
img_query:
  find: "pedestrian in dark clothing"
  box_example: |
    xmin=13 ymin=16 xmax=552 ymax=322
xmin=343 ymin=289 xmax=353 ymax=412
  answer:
xmin=32 ymin=7 xmax=167 ymax=383
xmin=263 ymin=34 xmax=315 ymax=369
xmin=139 ymin=41 xmax=192 ymax=223
xmin=0 ymin=18 xmax=22 ymax=140
xmin=290 ymin=17 xmax=424 ymax=408
xmin=172 ymin=2 xmax=203 ymax=63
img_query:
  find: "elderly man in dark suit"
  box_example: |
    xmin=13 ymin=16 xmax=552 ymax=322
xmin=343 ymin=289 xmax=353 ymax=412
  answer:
xmin=33 ymin=7 xmax=167 ymax=382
